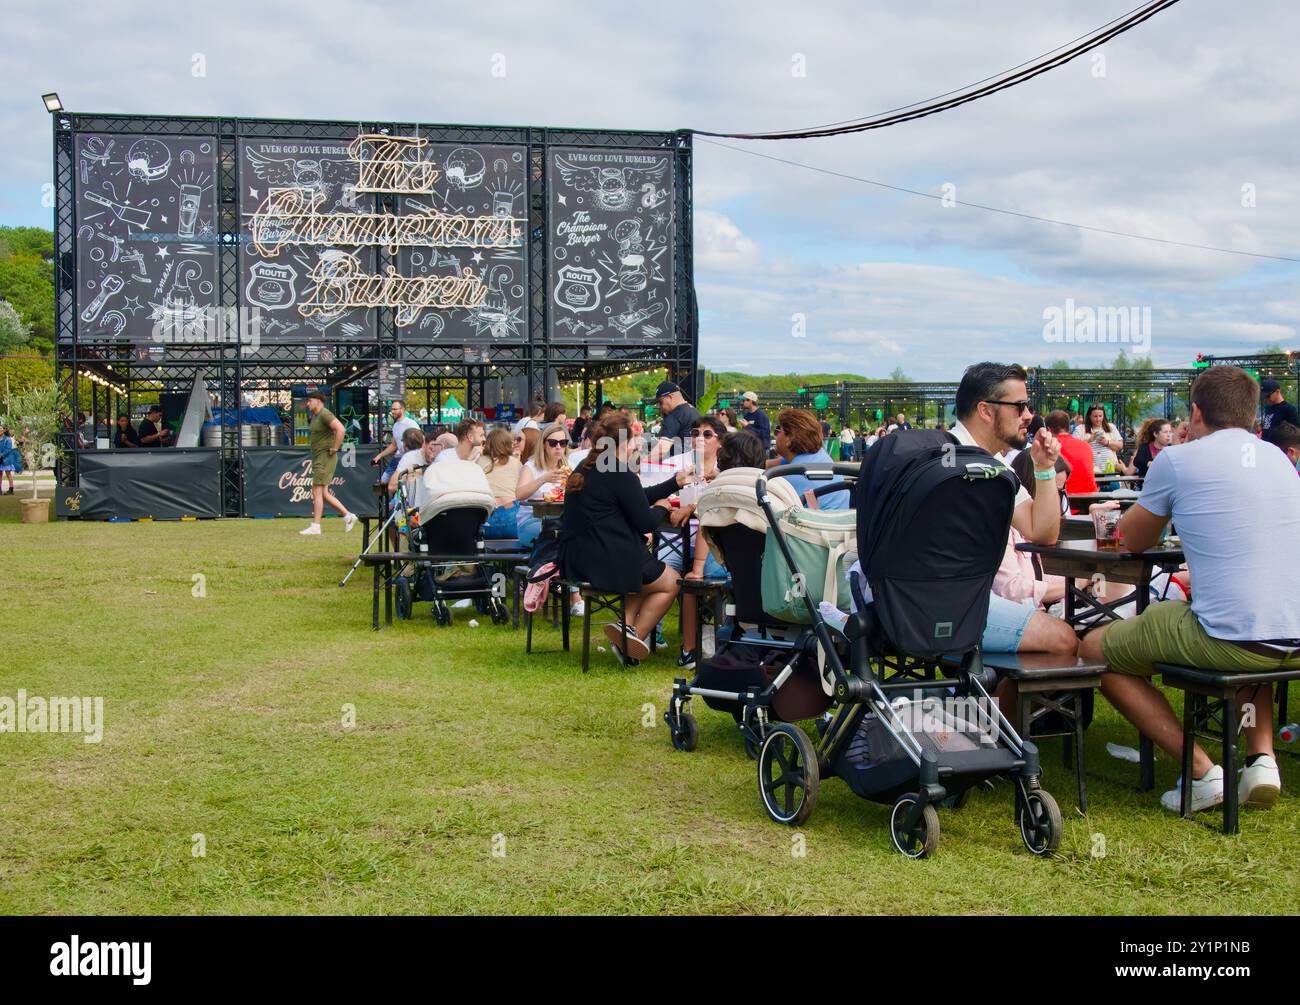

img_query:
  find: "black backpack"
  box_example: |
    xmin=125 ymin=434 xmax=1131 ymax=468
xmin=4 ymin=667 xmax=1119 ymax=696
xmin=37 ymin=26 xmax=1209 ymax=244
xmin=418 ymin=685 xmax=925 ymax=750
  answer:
xmin=854 ymin=430 xmax=1018 ymax=659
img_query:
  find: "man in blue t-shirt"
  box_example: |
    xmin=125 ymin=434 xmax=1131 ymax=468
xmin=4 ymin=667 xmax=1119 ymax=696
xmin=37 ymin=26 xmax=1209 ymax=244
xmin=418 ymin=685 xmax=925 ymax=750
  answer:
xmin=1080 ymin=366 xmax=1300 ymax=815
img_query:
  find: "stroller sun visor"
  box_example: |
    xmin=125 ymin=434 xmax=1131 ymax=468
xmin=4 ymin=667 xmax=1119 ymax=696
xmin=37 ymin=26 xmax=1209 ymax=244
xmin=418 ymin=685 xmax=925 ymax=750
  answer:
xmin=695 ymin=466 xmax=800 ymax=554
xmin=417 ymin=458 xmax=496 ymax=524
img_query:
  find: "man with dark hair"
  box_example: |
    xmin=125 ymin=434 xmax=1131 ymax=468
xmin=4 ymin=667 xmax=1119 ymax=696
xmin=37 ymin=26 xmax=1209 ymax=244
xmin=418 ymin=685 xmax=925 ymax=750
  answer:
xmin=1270 ymin=420 xmax=1300 ymax=470
xmin=952 ymin=362 xmax=1074 ymax=655
xmin=1259 ymin=378 xmax=1299 ymax=446
xmin=137 ymin=404 xmax=170 ymax=448
xmin=543 ymin=401 xmax=567 ymax=427
xmin=1080 ymin=366 xmax=1300 ymax=813
xmin=301 ymin=391 xmax=356 ymax=536
xmin=570 ymin=405 xmax=592 ymax=446
xmin=1046 ymin=409 xmax=1098 ymax=496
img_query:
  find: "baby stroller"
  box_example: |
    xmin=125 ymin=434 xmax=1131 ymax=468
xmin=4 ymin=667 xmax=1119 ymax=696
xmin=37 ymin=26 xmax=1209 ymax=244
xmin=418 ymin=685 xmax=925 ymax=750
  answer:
xmin=665 ymin=464 xmax=857 ymax=757
xmin=751 ymin=433 xmax=1063 ymax=858
xmin=392 ymin=461 xmax=509 ymax=626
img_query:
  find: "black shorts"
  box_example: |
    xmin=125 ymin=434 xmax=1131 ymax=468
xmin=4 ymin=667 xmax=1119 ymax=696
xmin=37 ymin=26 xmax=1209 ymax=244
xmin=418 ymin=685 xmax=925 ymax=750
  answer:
xmin=641 ymin=554 xmax=666 ymax=586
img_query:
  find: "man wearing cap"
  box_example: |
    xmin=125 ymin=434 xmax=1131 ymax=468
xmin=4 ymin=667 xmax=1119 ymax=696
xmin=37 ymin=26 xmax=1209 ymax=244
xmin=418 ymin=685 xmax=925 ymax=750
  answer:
xmin=137 ymin=404 xmax=170 ymax=448
xmin=647 ymin=380 xmax=702 ymax=462
xmin=1259 ymin=379 xmax=1299 ymax=446
xmin=301 ymin=391 xmax=357 ymax=536
xmin=739 ymin=391 xmax=770 ymax=448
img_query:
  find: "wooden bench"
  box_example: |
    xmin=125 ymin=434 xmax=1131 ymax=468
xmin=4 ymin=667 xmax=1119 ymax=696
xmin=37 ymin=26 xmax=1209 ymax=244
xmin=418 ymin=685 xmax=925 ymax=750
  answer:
xmin=942 ymin=651 xmax=1105 ymax=812
xmin=1155 ymin=663 xmax=1300 ymax=834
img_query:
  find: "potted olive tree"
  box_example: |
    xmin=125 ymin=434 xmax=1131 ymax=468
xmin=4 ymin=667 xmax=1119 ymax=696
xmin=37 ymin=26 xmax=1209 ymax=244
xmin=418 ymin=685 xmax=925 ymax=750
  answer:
xmin=4 ymin=381 xmax=66 ymax=524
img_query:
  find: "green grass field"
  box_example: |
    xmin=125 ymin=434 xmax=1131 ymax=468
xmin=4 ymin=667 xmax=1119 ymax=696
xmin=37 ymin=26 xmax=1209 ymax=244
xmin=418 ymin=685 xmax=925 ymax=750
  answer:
xmin=1 ymin=496 xmax=1295 ymax=915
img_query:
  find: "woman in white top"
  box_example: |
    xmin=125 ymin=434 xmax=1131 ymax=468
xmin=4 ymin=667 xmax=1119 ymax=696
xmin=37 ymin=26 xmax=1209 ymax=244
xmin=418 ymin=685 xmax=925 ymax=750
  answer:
xmin=515 ymin=421 xmax=570 ymax=547
xmin=1084 ymin=404 xmax=1123 ymax=484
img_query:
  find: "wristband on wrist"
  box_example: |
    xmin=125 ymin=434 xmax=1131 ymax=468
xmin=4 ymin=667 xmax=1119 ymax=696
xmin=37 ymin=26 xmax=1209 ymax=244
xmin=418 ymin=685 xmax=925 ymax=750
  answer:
xmin=1033 ymin=468 xmax=1056 ymax=481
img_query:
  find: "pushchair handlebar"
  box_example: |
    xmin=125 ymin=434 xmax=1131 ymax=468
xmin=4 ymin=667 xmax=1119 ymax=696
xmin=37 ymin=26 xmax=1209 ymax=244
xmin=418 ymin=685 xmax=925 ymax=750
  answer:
xmin=756 ymin=462 xmax=858 ymax=506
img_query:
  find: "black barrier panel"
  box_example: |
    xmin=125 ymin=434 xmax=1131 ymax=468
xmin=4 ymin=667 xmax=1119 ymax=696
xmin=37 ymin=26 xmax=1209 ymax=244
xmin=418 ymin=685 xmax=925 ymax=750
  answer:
xmin=75 ymin=133 xmax=220 ymax=344
xmin=71 ymin=449 xmax=222 ymax=519
xmin=242 ymin=445 xmax=379 ymax=517
xmin=547 ymin=147 xmax=676 ymax=344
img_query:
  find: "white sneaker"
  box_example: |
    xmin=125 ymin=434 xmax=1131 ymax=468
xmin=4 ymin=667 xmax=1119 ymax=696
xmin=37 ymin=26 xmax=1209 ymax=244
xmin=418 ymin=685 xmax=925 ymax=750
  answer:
xmin=1160 ymin=765 xmax=1224 ymax=813
xmin=1239 ymin=755 xmax=1281 ymax=809
xmin=343 ymin=512 xmax=357 ymax=533
xmin=299 ymin=523 xmax=322 ymax=536
xmin=571 ymin=599 xmax=585 ymax=617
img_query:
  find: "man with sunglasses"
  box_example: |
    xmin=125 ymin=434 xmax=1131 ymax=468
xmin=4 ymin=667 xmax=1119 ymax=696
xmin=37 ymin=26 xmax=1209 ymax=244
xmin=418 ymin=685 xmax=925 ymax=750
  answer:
xmin=949 ymin=362 xmax=1075 ymax=656
xmin=647 ymin=380 xmax=701 ymax=462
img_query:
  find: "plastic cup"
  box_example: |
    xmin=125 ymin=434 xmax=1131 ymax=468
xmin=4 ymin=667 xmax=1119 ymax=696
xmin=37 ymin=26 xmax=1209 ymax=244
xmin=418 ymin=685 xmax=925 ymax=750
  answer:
xmin=1091 ymin=506 xmax=1123 ymax=549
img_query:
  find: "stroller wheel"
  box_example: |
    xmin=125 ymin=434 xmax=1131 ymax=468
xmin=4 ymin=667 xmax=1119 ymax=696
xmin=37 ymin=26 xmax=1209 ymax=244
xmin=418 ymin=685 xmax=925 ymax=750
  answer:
xmin=491 ymin=599 xmax=509 ymax=625
xmin=758 ymin=725 xmax=819 ymax=825
xmin=669 ymin=711 xmax=698 ymax=752
xmin=889 ymin=794 xmax=940 ymax=859
xmin=743 ymin=735 xmax=761 ymax=761
xmin=394 ymin=577 xmax=412 ymax=621
xmin=1017 ymin=789 xmax=1062 ymax=856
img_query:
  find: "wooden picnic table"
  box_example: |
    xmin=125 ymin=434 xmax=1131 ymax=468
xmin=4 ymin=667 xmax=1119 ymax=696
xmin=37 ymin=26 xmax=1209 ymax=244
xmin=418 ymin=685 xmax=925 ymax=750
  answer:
xmin=1016 ymin=537 xmax=1186 ymax=790
xmin=530 ymin=500 xmax=565 ymax=518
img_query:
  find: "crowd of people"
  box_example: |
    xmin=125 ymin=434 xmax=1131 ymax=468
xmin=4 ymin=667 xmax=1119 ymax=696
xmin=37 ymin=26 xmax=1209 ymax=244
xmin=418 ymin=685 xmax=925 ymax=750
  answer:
xmin=346 ymin=363 xmax=1300 ymax=818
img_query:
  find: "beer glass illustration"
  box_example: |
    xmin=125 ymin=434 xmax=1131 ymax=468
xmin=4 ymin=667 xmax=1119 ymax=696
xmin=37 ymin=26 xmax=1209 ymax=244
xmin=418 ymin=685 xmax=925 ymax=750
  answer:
xmin=178 ymin=184 xmax=202 ymax=238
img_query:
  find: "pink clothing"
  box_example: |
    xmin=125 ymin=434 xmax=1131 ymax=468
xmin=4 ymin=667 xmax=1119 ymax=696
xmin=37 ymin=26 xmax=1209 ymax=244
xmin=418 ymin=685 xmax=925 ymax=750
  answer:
xmin=993 ymin=527 xmax=1064 ymax=607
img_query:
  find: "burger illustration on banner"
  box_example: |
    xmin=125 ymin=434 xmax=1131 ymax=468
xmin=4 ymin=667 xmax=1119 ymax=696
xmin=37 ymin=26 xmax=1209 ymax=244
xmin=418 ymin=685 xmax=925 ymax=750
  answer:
xmin=245 ymin=261 xmax=299 ymax=310
xmin=553 ymin=265 xmax=601 ymax=313
xmin=126 ymin=138 xmax=172 ymax=182
xmin=444 ymin=147 xmax=486 ymax=190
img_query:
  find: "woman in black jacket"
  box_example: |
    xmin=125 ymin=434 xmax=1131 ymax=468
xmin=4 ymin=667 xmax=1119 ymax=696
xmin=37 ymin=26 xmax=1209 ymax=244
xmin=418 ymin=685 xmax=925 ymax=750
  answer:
xmin=559 ymin=411 xmax=686 ymax=662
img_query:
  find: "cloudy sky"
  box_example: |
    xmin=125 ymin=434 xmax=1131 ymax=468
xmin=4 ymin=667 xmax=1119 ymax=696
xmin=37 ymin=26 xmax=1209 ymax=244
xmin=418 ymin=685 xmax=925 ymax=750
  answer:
xmin=1 ymin=0 xmax=1295 ymax=378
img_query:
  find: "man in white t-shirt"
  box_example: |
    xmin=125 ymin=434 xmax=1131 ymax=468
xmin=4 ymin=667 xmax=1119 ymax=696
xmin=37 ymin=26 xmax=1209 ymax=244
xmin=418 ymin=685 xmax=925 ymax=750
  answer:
xmin=434 ymin=418 xmax=486 ymax=465
xmin=372 ymin=400 xmax=420 ymax=478
xmin=948 ymin=363 xmax=1074 ymax=656
xmin=1080 ymin=366 xmax=1300 ymax=814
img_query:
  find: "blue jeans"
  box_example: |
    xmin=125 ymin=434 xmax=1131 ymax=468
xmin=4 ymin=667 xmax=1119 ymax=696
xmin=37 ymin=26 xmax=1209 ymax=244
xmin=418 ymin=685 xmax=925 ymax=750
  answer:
xmin=982 ymin=592 xmax=1037 ymax=652
xmin=517 ymin=513 xmax=543 ymax=547
xmin=485 ymin=502 xmax=520 ymax=540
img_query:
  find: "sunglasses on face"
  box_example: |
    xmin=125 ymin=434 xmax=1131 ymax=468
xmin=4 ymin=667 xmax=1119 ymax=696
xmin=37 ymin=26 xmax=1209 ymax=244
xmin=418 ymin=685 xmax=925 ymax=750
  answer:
xmin=983 ymin=399 xmax=1032 ymax=414
xmin=690 ymin=428 xmax=717 ymax=440
xmin=545 ymin=438 xmax=567 ymax=448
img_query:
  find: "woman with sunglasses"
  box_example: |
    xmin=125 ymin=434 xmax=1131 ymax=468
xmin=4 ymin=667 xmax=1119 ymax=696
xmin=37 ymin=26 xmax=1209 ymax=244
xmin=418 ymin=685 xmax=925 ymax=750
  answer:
xmin=515 ymin=422 xmax=570 ymax=547
xmin=657 ymin=415 xmax=728 ymax=668
xmin=559 ymin=411 xmax=689 ymax=664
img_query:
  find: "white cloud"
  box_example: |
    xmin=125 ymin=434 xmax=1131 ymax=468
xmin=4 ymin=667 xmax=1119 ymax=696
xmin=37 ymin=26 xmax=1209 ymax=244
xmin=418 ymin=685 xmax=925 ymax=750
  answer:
xmin=1 ymin=0 xmax=1296 ymax=377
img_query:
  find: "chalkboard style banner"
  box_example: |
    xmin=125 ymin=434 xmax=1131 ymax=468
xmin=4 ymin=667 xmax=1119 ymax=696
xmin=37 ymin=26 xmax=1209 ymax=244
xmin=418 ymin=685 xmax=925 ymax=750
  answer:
xmin=238 ymin=138 xmax=527 ymax=344
xmin=547 ymin=148 xmax=676 ymax=344
xmin=242 ymin=446 xmax=379 ymax=517
xmin=74 ymin=133 xmax=220 ymax=344
xmin=69 ymin=449 xmax=223 ymax=519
